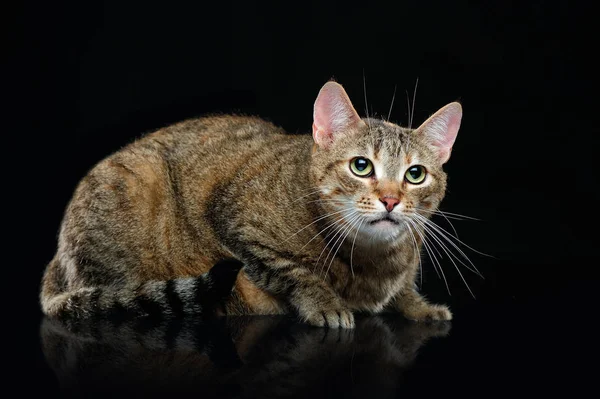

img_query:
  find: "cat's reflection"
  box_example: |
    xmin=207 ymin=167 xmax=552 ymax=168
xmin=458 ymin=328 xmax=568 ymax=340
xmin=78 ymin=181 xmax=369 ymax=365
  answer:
xmin=41 ymin=315 xmax=450 ymax=398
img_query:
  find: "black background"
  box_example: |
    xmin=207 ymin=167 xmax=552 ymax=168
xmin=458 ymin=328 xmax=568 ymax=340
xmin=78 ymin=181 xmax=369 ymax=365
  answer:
xmin=10 ymin=0 xmax=599 ymax=396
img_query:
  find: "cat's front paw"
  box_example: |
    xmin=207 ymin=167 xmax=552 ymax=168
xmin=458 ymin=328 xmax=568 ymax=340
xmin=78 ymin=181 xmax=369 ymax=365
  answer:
xmin=300 ymin=305 xmax=355 ymax=329
xmin=403 ymin=303 xmax=452 ymax=322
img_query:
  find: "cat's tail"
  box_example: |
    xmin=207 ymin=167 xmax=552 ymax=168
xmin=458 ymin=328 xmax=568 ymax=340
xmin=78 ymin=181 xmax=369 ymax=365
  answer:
xmin=40 ymin=258 xmax=244 ymax=319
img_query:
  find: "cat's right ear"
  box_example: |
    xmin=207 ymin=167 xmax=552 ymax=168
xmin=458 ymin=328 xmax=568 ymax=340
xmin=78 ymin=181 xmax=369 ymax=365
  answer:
xmin=312 ymin=81 xmax=365 ymax=149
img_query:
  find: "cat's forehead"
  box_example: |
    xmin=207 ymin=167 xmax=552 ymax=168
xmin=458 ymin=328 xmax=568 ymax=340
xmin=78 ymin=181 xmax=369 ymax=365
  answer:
xmin=356 ymin=119 xmax=418 ymax=158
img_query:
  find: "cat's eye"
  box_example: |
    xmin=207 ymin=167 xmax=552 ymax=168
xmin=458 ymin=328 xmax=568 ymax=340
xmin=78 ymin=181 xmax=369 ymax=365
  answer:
xmin=350 ymin=157 xmax=374 ymax=177
xmin=405 ymin=165 xmax=427 ymax=184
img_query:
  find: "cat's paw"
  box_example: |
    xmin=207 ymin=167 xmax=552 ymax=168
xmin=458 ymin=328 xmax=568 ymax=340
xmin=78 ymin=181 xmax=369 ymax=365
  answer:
xmin=300 ymin=306 xmax=355 ymax=329
xmin=403 ymin=304 xmax=452 ymax=322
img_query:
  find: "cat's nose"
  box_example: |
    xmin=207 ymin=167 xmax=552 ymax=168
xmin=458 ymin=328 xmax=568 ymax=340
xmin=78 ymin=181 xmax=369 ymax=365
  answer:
xmin=379 ymin=197 xmax=400 ymax=212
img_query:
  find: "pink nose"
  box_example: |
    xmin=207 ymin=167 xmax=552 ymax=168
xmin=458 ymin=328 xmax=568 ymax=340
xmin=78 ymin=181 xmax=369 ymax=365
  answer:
xmin=380 ymin=197 xmax=400 ymax=212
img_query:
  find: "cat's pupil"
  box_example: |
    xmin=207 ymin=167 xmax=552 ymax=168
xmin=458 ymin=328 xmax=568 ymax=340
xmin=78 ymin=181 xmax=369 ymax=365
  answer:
xmin=408 ymin=167 xmax=422 ymax=179
xmin=355 ymin=159 xmax=368 ymax=171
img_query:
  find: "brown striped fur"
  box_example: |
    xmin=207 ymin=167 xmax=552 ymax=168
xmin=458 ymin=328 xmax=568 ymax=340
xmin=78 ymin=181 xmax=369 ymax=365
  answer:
xmin=40 ymin=81 xmax=462 ymax=328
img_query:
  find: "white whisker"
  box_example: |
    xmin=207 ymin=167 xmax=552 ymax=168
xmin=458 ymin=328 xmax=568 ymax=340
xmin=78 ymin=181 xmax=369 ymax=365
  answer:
xmin=431 ymin=207 xmax=461 ymax=239
xmin=363 ymin=71 xmax=372 ymax=131
xmin=295 ymin=214 xmax=348 ymax=256
xmin=315 ymin=211 xmax=359 ymax=274
xmin=291 ymin=189 xmax=323 ymax=203
xmin=349 ymin=218 xmax=365 ymax=278
xmin=411 ymin=218 xmax=448 ymax=292
xmin=412 ymin=217 xmax=476 ymax=298
xmin=407 ymin=219 xmax=449 ymax=294
xmin=320 ymin=213 xmax=362 ymax=278
xmin=387 ymin=85 xmax=397 ymax=122
xmin=414 ymin=213 xmax=484 ymax=278
xmin=416 ymin=207 xmax=482 ymax=221
xmin=410 ymin=77 xmax=419 ymax=129
xmin=404 ymin=221 xmax=423 ymax=289
xmin=414 ymin=212 xmax=493 ymax=258
xmin=295 ymin=199 xmax=357 ymax=208
xmin=323 ymin=214 xmax=363 ymax=281
xmin=281 ymin=207 xmax=355 ymax=244
xmin=405 ymin=89 xmax=411 ymax=128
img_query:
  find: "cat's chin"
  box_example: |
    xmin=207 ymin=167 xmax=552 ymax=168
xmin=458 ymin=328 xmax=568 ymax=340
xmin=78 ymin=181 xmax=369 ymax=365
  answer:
xmin=360 ymin=218 xmax=405 ymax=242
xmin=370 ymin=219 xmax=400 ymax=228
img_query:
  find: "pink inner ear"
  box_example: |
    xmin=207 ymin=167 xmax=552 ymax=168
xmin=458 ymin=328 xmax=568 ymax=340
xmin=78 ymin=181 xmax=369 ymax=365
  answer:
xmin=417 ymin=102 xmax=462 ymax=163
xmin=312 ymin=82 xmax=362 ymax=148
xmin=436 ymin=109 xmax=461 ymax=147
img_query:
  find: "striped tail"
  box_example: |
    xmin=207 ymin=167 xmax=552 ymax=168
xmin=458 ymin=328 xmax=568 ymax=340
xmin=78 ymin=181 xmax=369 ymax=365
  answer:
xmin=40 ymin=258 xmax=244 ymax=319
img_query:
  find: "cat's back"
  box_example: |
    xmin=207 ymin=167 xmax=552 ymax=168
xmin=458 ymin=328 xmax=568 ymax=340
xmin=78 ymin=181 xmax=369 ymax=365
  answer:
xmin=90 ymin=113 xmax=291 ymax=211
xmin=150 ymin=114 xmax=288 ymax=156
xmin=142 ymin=114 xmax=301 ymax=209
xmin=74 ymin=114 xmax=288 ymax=211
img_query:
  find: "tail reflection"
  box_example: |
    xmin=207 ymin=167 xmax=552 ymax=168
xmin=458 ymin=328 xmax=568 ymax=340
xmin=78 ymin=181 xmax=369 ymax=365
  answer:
xmin=41 ymin=315 xmax=450 ymax=398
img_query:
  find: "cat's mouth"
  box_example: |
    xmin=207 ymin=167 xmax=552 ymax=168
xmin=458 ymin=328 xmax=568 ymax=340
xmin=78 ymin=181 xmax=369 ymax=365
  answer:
xmin=369 ymin=215 xmax=400 ymax=225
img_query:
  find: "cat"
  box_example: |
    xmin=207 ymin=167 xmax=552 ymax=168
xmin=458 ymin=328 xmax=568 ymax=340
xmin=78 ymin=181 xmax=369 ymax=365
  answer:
xmin=40 ymin=314 xmax=451 ymax=398
xmin=40 ymin=81 xmax=463 ymax=328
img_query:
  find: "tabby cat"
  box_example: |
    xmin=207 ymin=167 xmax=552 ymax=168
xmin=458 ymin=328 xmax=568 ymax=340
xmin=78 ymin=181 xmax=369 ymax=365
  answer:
xmin=40 ymin=81 xmax=463 ymax=328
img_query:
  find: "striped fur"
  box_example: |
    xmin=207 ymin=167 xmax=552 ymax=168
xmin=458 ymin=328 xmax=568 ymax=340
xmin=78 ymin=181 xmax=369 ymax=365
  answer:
xmin=41 ymin=258 xmax=243 ymax=319
xmin=40 ymin=81 xmax=461 ymax=327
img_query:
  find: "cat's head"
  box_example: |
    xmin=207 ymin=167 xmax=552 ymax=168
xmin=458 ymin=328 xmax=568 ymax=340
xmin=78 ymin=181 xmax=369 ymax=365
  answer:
xmin=310 ymin=81 xmax=462 ymax=242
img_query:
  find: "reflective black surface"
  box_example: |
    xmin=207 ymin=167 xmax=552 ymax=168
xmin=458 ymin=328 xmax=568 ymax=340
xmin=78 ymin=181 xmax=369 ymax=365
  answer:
xmin=34 ymin=300 xmax=592 ymax=398
xmin=40 ymin=315 xmax=450 ymax=398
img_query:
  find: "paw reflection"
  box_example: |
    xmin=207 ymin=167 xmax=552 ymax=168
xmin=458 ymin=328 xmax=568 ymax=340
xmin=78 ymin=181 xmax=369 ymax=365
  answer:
xmin=41 ymin=315 xmax=450 ymax=398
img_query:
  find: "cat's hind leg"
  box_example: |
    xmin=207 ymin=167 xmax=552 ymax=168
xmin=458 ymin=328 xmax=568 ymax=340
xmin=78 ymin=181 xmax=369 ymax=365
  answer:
xmin=224 ymin=269 xmax=288 ymax=316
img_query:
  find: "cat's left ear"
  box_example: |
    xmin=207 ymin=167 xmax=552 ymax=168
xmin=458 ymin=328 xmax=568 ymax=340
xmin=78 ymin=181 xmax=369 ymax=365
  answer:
xmin=414 ymin=102 xmax=462 ymax=164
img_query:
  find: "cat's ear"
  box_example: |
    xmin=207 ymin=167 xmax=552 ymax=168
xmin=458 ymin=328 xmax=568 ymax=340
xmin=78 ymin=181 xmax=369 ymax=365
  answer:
xmin=414 ymin=102 xmax=462 ymax=164
xmin=312 ymin=81 xmax=365 ymax=148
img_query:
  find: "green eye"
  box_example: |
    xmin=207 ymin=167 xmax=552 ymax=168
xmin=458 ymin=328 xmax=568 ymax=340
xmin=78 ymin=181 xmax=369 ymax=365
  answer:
xmin=405 ymin=165 xmax=427 ymax=184
xmin=350 ymin=157 xmax=374 ymax=177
